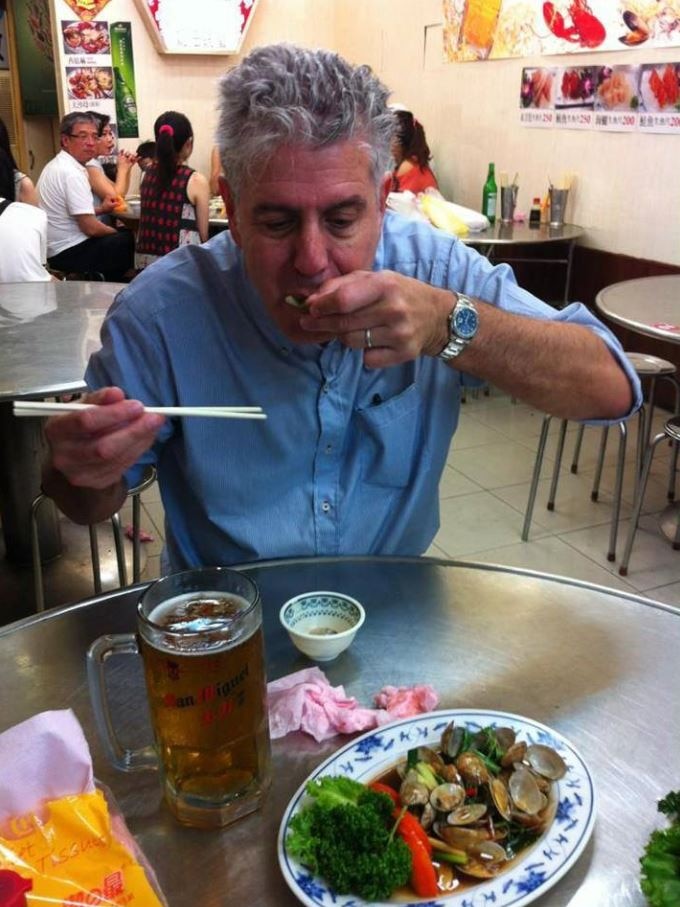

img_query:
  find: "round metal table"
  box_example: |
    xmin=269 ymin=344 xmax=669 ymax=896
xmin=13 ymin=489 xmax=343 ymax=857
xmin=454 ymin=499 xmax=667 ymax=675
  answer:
xmin=596 ymin=275 xmax=680 ymax=545
xmin=596 ymin=274 xmax=680 ymax=343
xmin=1 ymin=556 xmax=676 ymax=906
xmin=0 ymin=280 xmax=122 ymax=565
xmin=463 ymin=222 xmax=584 ymax=307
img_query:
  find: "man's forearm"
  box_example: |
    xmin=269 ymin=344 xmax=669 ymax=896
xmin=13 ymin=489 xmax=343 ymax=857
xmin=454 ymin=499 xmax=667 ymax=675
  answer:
xmin=454 ymin=300 xmax=633 ymax=421
xmin=41 ymin=463 xmax=128 ymax=525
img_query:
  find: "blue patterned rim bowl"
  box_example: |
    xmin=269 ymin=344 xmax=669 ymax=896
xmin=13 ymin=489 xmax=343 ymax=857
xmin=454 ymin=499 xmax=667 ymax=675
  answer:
xmin=279 ymin=591 xmax=365 ymax=662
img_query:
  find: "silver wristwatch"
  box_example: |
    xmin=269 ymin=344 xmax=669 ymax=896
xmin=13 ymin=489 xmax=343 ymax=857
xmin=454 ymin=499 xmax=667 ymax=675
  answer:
xmin=437 ymin=293 xmax=479 ymax=361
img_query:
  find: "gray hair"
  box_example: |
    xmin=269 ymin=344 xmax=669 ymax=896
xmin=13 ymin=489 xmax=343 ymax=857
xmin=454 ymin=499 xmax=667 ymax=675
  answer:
xmin=216 ymin=43 xmax=395 ymax=198
xmin=60 ymin=111 xmax=98 ymax=137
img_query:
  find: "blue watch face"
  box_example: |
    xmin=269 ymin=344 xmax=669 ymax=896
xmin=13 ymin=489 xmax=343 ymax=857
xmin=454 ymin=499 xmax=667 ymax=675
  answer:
xmin=454 ymin=305 xmax=478 ymax=340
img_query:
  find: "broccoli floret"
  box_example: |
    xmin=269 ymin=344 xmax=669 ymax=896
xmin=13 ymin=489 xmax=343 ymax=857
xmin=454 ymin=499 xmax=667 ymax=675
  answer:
xmin=659 ymin=791 xmax=680 ymax=821
xmin=640 ymin=824 xmax=680 ymax=907
xmin=287 ymin=776 xmax=412 ymax=900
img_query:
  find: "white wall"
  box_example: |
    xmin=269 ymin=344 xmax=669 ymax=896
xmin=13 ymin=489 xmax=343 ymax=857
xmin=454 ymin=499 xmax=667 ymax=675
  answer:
xmin=65 ymin=0 xmax=677 ymax=264
xmin=81 ymin=0 xmax=337 ymax=192
xmin=335 ymin=0 xmax=679 ymax=265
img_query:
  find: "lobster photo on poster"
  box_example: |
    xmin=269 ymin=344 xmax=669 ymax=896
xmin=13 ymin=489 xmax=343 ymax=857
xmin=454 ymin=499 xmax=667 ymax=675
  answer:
xmin=444 ymin=0 xmax=680 ymax=62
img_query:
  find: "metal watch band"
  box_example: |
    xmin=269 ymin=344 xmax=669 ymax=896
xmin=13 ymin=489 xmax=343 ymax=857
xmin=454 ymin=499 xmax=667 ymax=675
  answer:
xmin=437 ymin=293 xmax=477 ymax=362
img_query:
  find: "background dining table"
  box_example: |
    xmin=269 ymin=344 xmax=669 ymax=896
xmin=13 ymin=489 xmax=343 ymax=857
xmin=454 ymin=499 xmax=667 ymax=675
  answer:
xmin=596 ymin=274 xmax=680 ymax=343
xmin=0 ymin=556 xmax=676 ymax=906
xmin=0 ymin=280 xmax=123 ymax=567
xmin=462 ymin=222 xmax=584 ymax=307
xmin=597 ymin=274 xmax=680 ymax=544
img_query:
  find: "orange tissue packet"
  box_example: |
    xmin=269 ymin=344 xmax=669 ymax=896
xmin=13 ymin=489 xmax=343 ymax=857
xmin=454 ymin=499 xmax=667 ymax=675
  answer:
xmin=0 ymin=710 xmax=167 ymax=906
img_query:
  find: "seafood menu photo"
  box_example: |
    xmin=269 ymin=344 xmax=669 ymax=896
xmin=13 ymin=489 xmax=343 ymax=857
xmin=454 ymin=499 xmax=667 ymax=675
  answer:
xmin=62 ymin=19 xmax=110 ymax=55
xmin=66 ymin=65 xmax=113 ymax=99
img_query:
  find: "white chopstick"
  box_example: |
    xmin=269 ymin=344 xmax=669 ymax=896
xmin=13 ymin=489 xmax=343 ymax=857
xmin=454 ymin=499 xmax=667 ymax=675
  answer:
xmin=13 ymin=401 xmax=267 ymax=420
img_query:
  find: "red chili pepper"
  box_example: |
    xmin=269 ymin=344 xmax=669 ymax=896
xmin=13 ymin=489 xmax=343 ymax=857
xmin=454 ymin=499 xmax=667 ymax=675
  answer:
xmin=395 ymin=825 xmax=438 ymax=899
xmin=368 ymin=781 xmax=401 ymax=806
xmin=392 ymin=808 xmax=432 ymax=857
xmin=368 ymin=784 xmax=439 ymax=896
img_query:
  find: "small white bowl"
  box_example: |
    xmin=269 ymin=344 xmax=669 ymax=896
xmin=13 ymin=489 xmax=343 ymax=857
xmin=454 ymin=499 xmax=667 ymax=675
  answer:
xmin=279 ymin=591 xmax=365 ymax=662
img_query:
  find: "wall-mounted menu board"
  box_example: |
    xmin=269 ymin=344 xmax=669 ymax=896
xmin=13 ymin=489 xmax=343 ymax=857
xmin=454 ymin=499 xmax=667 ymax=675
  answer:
xmin=133 ymin=0 xmax=258 ymax=55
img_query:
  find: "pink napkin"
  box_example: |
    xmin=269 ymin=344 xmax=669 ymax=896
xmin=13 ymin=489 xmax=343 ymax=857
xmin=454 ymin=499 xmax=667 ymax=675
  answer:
xmin=0 ymin=710 xmax=95 ymax=826
xmin=267 ymin=667 xmax=439 ymax=742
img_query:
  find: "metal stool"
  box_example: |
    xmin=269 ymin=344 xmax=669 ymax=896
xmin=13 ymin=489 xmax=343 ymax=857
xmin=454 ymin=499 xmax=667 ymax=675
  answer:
xmin=30 ymin=465 xmax=156 ymax=612
xmin=618 ymin=417 xmax=680 ymax=576
xmin=522 ymin=414 xmax=631 ymax=561
xmin=522 ymin=353 xmax=680 ymax=561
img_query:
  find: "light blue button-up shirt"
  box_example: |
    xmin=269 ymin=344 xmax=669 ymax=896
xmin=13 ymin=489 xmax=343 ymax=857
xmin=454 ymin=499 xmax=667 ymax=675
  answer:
xmin=86 ymin=212 xmax=641 ymax=570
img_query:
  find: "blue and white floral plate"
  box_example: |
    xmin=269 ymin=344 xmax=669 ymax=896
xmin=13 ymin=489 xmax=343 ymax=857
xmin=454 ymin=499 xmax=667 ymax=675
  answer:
xmin=277 ymin=709 xmax=595 ymax=907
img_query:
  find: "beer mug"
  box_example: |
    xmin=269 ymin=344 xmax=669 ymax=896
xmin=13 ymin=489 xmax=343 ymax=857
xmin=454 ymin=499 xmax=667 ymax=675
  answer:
xmin=87 ymin=568 xmax=271 ymax=828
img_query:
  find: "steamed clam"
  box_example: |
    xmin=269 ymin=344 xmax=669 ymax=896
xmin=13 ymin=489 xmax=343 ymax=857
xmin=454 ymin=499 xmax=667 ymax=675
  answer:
xmin=385 ymin=719 xmax=568 ymax=892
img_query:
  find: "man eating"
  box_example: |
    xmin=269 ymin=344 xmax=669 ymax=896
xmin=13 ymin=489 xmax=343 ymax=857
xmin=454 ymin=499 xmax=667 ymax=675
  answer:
xmin=42 ymin=44 xmax=640 ymax=572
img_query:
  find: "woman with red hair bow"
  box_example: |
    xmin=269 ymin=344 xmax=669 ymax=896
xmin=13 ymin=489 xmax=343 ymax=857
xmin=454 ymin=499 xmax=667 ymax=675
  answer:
xmin=135 ymin=110 xmax=209 ymax=270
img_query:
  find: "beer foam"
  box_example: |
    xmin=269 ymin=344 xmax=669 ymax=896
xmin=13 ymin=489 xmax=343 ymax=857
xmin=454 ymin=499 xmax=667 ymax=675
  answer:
xmin=148 ymin=592 xmax=251 ymax=651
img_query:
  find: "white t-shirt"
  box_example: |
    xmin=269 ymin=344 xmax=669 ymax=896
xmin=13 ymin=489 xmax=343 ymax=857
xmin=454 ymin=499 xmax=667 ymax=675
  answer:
xmin=0 ymin=199 xmax=51 ymax=282
xmin=37 ymin=149 xmax=95 ymax=257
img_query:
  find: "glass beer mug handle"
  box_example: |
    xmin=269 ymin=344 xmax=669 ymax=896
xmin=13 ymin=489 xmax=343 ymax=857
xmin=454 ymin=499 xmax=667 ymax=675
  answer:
xmin=87 ymin=633 xmax=158 ymax=773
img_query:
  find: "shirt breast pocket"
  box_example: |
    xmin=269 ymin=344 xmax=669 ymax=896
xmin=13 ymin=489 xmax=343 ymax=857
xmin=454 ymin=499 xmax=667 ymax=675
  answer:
xmin=355 ymin=383 xmax=425 ymax=488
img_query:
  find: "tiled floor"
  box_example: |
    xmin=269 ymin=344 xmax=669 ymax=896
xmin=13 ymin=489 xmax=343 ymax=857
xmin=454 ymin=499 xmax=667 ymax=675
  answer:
xmin=427 ymin=387 xmax=680 ymax=606
xmin=4 ymin=386 xmax=680 ymax=622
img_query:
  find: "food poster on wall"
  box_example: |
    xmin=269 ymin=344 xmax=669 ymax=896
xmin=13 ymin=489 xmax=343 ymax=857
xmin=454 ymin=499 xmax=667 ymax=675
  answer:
xmin=54 ymin=0 xmax=139 ymax=145
xmin=519 ymin=60 xmax=680 ymax=132
xmin=519 ymin=67 xmax=557 ymax=126
xmin=444 ymin=0 xmax=680 ymax=61
xmin=12 ymin=0 xmax=58 ymax=115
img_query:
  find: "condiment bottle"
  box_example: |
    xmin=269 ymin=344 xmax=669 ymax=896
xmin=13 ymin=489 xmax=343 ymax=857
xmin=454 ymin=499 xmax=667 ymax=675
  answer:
xmin=540 ymin=193 xmax=550 ymax=225
xmin=481 ymin=163 xmax=497 ymax=225
xmin=529 ymin=196 xmax=541 ymax=228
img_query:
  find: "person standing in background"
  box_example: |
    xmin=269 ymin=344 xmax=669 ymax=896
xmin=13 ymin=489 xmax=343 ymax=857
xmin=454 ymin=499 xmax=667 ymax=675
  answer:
xmin=135 ymin=111 xmax=209 ymax=271
xmin=390 ymin=107 xmax=439 ymax=194
xmin=0 ymin=116 xmax=39 ymax=206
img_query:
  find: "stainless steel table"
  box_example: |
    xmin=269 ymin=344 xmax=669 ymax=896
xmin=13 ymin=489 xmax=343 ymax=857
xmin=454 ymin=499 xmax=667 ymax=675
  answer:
xmin=0 ymin=281 xmax=123 ymax=563
xmin=463 ymin=222 xmax=584 ymax=307
xmin=596 ymin=275 xmax=680 ymax=544
xmin=596 ymin=274 xmax=680 ymax=343
xmin=1 ymin=556 xmax=676 ymax=906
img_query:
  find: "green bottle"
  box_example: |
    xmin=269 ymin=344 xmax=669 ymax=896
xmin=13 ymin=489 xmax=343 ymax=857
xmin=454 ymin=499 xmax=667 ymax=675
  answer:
xmin=482 ymin=163 xmax=497 ymax=225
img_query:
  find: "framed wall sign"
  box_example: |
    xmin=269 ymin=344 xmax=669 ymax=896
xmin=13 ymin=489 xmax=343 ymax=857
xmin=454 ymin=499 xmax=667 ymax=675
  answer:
xmin=133 ymin=0 xmax=258 ymax=55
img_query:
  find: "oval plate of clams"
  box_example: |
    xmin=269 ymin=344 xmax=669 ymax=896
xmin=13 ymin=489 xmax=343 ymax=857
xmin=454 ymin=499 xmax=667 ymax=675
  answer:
xmin=278 ymin=708 xmax=595 ymax=907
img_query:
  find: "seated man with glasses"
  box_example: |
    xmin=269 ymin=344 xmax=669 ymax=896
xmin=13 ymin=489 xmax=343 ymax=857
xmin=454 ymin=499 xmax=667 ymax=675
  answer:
xmin=37 ymin=113 xmax=134 ymax=281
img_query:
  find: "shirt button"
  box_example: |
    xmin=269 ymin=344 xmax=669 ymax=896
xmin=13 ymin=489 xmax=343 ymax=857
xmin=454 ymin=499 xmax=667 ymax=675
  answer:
xmin=321 ymin=501 xmax=330 ymax=513
xmin=325 ymin=444 xmax=332 ymax=454
xmin=322 ymin=383 xmax=329 ymax=394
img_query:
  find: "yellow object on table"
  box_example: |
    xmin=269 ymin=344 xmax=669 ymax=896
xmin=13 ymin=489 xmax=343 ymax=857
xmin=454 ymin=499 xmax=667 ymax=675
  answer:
xmin=0 ymin=790 xmax=165 ymax=906
xmin=418 ymin=192 xmax=469 ymax=237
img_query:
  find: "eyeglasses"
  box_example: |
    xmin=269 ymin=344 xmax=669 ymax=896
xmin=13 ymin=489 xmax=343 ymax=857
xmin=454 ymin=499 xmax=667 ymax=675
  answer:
xmin=68 ymin=131 xmax=98 ymax=141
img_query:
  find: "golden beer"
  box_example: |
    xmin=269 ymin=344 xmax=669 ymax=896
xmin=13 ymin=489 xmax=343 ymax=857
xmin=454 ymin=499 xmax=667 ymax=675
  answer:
xmin=138 ymin=585 xmax=271 ymax=827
